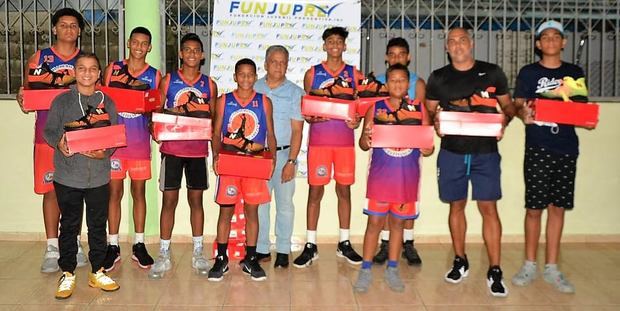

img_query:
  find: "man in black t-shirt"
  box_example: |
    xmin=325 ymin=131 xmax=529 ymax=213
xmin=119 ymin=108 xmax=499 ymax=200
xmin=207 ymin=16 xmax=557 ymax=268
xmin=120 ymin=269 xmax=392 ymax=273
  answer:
xmin=511 ymin=20 xmax=589 ymax=294
xmin=425 ymin=27 xmax=515 ymax=298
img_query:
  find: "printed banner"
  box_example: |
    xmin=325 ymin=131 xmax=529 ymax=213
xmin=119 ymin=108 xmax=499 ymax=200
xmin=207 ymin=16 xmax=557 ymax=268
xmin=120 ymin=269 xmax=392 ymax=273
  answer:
xmin=210 ymin=0 xmax=361 ymax=92
xmin=210 ymin=0 xmax=361 ymax=177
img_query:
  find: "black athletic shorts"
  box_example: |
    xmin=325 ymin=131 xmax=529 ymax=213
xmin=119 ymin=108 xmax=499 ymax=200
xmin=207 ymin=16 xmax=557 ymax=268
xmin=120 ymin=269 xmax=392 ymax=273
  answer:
xmin=159 ymin=153 xmax=209 ymax=191
xmin=524 ymin=146 xmax=577 ymax=209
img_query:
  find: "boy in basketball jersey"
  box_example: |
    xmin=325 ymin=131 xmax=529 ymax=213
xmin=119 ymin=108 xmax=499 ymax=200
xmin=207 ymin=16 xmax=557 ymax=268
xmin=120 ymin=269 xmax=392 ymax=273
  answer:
xmin=148 ymin=33 xmax=217 ymax=279
xmin=16 ymin=7 xmax=88 ymax=273
xmin=208 ymin=58 xmax=277 ymax=282
xmin=372 ymin=38 xmax=425 ymax=266
xmin=293 ymin=26 xmax=363 ymax=268
xmin=101 ymin=26 xmax=162 ymax=271
xmin=354 ymin=64 xmax=433 ymax=293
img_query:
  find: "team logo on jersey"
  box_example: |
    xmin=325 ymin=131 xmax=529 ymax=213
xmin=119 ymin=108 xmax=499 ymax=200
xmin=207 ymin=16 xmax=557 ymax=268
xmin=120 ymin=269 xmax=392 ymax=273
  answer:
xmin=227 ymin=109 xmax=260 ymax=140
xmin=110 ymin=159 xmax=121 ymax=171
xmin=173 ymin=87 xmax=207 ymax=108
xmin=29 ymin=62 xmax=75 ymax=89
xmin=316 ymin=165 xmax=327 ymax=177
xmin=226 ymin=185 xmax=238 ymax=197
xmin=43 ymin=171 xmax=54 ymax=183
xmin=383 ymin=148 xmax=413 ymax=157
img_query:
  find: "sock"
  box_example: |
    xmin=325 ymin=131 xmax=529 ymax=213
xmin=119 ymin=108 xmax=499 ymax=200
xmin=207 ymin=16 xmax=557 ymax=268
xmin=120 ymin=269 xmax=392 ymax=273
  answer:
xmin=387 ymin=260 xmax=398 ymax=268
xmin=134 ymin=233 xmax=145 ymax=244
xmin=524 ymin=260 xmax=537 ymax=268
xmin=380 ymin=230 xmax=390 ymax=241
xmin=307 ymin=230 xmax=317 ymax=245
xmin=160 ymin=239 xmax=171 ymax=252
xmin=47 ymin=238 xmax=59 ymax=248
xmin=544 ymin=263 xmax=558 ymax=272
xmin=217 ymin=243 xmax=228 ymax=258
xmin=108 ymin=234 xmax=119 ymax=246
xmin=339 ymin=229 xmax=350 ymax=242
xmin=246 ymin=245 xmax=257 ymax=258
xmin=192 ymin=236 xmax=203 ymax=251
xmin=403 ymin=229 xmax=414 ymax=242
xmin=361 ymin=260 xmax=372 ymax=270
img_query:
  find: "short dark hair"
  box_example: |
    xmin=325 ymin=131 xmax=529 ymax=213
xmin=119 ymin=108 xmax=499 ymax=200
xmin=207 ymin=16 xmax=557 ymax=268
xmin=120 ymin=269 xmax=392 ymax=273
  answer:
xmin=386 ymin=63 xmax=410 ymax=81
xmin=235 ymin=58 xmax=257 ymax=73
xmin=75 ymin=52 xmax=101 ymax=70
xmin=52 ymin=8 xmax=84 ymax=31
xmin=322 ymin=27 xmax=348 ymax=41
xmin=130 ymin=26 xmax=152 ymax=43
xmin=386 ymin=37 xmax=410 ymax=54
xmin=179 ymin=33 xmax=204 ymax=66
xmin=180 ymin=33 xmax=203 ymax=51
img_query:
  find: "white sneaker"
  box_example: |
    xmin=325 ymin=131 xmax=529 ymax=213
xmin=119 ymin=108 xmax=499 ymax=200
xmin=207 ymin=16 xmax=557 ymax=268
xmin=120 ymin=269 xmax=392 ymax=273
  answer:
xmin=512 ymin=262 xmax=538 ymax=286
xmin=192 ymin=247 xmax=209 ymax=276
xmin=148 ymin=249 xmax=172 ymax=279
xmin=41 ymin=245 xmax=60 ymax=273
xmin=55 ymin=271 xmax=76 ymax=299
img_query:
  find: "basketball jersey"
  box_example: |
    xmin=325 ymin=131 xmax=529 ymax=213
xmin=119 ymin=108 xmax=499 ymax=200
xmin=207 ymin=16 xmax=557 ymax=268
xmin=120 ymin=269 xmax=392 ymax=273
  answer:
xmin=308 ymin=62 xmax=358 ymax=146
xmin=29 ymin=47 xmax=80 ymax=145
xmin=160 ymin=70 xmax=213 ymax=157
xmin=106 ymin=60 xmax=160 ymax=160
xmin=221 ymin=91 xmax=268 ymax=150
xmin=366 ymin=99 xmax=422 ymax=203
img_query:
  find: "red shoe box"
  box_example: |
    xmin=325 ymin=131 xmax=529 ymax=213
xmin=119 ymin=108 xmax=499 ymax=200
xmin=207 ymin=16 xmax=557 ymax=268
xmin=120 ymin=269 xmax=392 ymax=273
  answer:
xmin=151 ymin=112 xmax=212 ymax=141
xmin=22 ymin=88 xmax=68 ymax=111
xmin=99 ymin=86 xmax=161 ymax=113
xmin=301 ymin=95 xmax=356 ymax=120
xmin=372 ymin=125 xmax=434 ymax=149
xmin=356 ymin=97 xmax=388 ymax=116
xmin=217 ymin=150 xmax=273 ymax=180
xmin=212 ymin=238 xmax=246 ymax=260
xmin=229 ymin=228 xmax=246 ymax=239
xmin=438 ymin=111 xmax=504 ymax=137
xmin=65 ymin=124 xmax=127 ymax=154
xmin=532 ymin=99 xmax=599 ymax=128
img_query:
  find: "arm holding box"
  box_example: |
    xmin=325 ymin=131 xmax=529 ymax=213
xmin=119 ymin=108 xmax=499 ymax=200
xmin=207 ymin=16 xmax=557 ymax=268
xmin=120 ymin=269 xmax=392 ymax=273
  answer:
xmin=211 ymin=95 xmax=225 ymax=175
xmin=358 ymin=106 xmax=374 ymax=151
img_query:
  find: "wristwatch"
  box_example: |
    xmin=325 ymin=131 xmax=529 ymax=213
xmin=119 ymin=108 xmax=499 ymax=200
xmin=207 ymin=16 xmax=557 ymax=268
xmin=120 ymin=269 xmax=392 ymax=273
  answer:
xmin=286 ymin=159 xmax=298 ymax=165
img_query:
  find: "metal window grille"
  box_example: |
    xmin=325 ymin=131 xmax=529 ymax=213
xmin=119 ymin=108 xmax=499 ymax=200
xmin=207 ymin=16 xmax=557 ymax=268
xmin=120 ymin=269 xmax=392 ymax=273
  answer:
xmin=2 ymin=0 xmax=618 ymax=99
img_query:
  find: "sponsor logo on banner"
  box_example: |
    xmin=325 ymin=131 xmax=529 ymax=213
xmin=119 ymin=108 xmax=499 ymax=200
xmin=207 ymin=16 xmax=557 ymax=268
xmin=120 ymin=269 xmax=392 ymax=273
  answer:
xmin=229 ymin=1 xmax=345 ymax=18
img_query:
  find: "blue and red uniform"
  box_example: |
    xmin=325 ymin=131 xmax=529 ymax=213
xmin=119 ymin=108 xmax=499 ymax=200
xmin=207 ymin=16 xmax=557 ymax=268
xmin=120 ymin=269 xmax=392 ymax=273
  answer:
xmin=365 ymin=98 xmax=423 ymax=219
xmin=29 ymin=47 xmax=80 ymax=194
xmin=307 ymin=62 xmax=362 ymax=186
xmin=106 ymin=60 xmax=161 ymax=180
xmin=215 ymin=91 xmax=271 ymax=205
xmin=160 ymin=70 xmax=214 ymax=158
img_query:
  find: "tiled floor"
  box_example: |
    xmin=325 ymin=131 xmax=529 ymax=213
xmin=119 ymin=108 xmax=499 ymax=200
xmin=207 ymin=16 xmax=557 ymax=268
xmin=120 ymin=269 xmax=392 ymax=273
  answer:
xmin=0 ymin=241 xmax=619 ymax=310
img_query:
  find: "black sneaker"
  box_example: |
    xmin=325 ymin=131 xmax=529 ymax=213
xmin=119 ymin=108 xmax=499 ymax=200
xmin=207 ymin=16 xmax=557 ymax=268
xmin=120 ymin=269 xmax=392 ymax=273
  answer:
xmin=274 ymin=253 xmax=289 ymax=268
xmin=256 ymin=252 xmax=271 ymax=262
xmin=293 ymin=243 xmax=318 ymax=268
xmin=372 ymin=240 xmax=389 ymax=264
xmin=402 ymin=240 xmax=422 ymax=265
xmin=487 ymin=266 xmax=509 ymax=297
xmin=445 ymin=255 xmax=469 ymax=283
xmin=241 ymin=256 xmax=267 ymax=281
xmin=131 ymin=243 xmax=154 ymax=268
xmin=337 ymin=240 xmax=362 ymax=265
xmin=103 ymin=245 xmax=121 ymax=272
xmin=207 ymin=255 xmax=229 ymax=282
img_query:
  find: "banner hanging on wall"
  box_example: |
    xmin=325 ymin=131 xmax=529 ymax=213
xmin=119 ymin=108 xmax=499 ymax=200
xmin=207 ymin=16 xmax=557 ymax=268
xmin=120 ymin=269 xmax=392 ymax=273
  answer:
xmin=210 ymin=0 xmax=361 ymax=93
